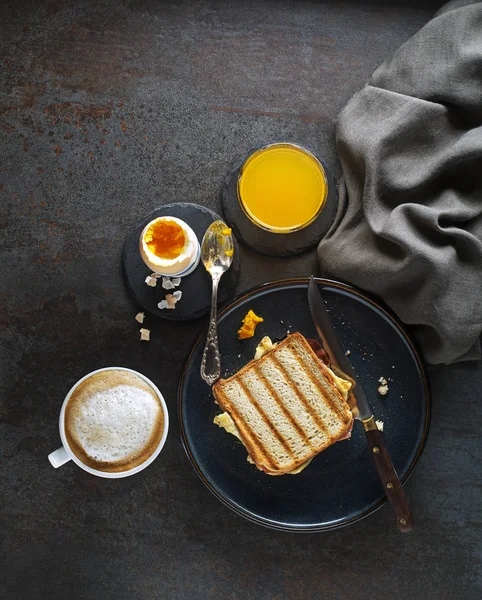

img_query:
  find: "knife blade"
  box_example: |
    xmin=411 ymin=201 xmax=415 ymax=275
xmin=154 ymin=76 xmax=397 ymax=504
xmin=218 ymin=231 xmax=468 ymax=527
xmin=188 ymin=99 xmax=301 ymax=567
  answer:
xmin=308 ymin=276 xmax=371 ymax=421
xmin=307 ymin=276 xmax=414 ymax=533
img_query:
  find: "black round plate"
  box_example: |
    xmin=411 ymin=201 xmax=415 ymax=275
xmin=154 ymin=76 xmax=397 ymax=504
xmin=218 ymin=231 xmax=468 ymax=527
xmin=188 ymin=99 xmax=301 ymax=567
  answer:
xmin=221 ymin=148 xmax=338 ymax=257
xmin=123 ymin=203 xmax=240 ymax=321
xmin=179 ymin=278 xmax=430 ymax=532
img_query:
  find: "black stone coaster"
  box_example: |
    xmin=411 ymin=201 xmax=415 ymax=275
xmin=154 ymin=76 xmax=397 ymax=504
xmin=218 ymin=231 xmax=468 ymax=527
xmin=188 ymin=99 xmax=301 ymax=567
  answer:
xmin=221 ymin=149 xmax=338 ymax=257
xmin=123 ymin=203 xmax=240 ymax=321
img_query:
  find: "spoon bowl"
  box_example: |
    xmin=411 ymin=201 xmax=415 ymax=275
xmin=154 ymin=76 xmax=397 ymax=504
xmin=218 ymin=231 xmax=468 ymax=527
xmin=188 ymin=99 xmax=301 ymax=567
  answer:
xmin=200 ymin=221 xmax=234 ymax=385
xmin=201 ymin=220 xmax=234 ymax=275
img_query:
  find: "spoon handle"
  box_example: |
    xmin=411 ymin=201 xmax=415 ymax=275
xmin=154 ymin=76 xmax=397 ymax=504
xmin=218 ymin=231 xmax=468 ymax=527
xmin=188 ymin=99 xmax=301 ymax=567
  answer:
xmin=200 ymin=274 xmax=221 ymax=386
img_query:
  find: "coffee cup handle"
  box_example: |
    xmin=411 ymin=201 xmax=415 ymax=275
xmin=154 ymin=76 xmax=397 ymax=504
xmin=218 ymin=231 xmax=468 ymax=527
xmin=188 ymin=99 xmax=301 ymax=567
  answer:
xmin=48 ymin=446 xmax=71 ymax=468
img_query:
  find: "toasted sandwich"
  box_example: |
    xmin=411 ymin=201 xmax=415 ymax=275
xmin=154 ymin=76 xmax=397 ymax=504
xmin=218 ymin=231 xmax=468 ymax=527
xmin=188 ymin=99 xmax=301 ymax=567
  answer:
xmin=212 ymin=332 xmax=353 ymax=476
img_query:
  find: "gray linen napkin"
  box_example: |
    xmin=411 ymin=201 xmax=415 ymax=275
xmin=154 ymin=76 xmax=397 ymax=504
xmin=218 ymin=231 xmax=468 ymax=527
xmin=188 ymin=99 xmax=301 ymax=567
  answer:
xmin=317 ymin=0 xmax=482 ymax=364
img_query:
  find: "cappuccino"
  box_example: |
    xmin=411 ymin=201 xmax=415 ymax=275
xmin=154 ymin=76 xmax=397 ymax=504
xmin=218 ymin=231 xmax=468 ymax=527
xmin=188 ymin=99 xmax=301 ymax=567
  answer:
xmin=64 ymin=370 xmax=164 ymax=473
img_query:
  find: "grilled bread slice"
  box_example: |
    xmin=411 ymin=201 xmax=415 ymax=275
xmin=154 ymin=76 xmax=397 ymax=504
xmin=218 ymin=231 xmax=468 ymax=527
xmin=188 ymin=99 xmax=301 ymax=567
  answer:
xmin=212 ymin=332 xmax=353 ymax=475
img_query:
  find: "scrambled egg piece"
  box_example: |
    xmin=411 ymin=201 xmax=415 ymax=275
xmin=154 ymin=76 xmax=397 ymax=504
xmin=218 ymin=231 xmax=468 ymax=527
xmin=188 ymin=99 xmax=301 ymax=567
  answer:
xmin=328 ymin=370 xmax=352 ymax=400
xmin=214 ymin=413 xmax=241 ymax=440
xmin=238 ymin=309 xmax=263 ymax=339
xmin=254 ymin=336 xmax=275 ymax=359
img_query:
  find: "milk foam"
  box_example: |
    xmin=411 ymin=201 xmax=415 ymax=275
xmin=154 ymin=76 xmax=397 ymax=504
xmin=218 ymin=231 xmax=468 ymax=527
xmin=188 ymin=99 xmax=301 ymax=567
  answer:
xmin=70 ymin=384 xmax=161 ymax=465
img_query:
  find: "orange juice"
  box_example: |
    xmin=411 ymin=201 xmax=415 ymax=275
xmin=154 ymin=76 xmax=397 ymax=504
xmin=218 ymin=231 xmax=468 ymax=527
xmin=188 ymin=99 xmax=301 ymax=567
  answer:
xmin=237 ymin=143 xmax=327 ymax=233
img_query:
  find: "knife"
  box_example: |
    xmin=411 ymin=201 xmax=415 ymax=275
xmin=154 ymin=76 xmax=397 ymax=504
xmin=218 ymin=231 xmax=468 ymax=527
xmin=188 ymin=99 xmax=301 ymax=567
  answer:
xmin=308 ymin=276 xmax=414 ymax=533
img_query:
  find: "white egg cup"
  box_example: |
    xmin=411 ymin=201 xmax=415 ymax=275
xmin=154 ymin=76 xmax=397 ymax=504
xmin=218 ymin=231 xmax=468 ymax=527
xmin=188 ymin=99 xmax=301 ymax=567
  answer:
xmin=165 ymin=243 xmax=201 ymax=278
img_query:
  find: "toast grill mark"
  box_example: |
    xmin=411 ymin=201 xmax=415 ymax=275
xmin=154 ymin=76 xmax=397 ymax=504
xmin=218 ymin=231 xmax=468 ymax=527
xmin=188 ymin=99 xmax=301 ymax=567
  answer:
xmin=212 ymin=333 xmax=352 ymax=475
xmin=289 ymin=344 xmax=347 ymax=422
xmin=216 ymin=385 xmax=278 ymax=470
xmin=269 ymin=354 xmax=331 ymax=440
xmin=236 ymin=376 xmax=294 ymax=457
xmin=252 ymin=365 xmax=317 ymax=451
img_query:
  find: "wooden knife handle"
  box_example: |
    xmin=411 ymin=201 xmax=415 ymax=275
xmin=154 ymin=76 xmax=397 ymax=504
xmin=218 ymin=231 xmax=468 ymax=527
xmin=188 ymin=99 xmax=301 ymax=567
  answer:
xmin=362 ymin=417 xmax=414 ymax=533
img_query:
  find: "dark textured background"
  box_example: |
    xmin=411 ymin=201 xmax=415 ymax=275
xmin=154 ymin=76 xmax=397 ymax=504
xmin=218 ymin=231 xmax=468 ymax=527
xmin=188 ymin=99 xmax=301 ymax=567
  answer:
xmin=1 ymin=1 xmax=481 ymax=599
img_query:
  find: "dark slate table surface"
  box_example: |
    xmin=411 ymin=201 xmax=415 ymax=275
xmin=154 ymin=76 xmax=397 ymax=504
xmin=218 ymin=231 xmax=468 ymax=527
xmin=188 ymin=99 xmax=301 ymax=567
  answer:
xmin=1 ymin=1 xmax=481 ymax=599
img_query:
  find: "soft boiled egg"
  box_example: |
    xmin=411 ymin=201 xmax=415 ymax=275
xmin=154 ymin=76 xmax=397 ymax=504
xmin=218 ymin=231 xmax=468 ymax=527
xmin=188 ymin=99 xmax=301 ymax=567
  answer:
xmin=139 ymin=216 xmax=200 ymax=276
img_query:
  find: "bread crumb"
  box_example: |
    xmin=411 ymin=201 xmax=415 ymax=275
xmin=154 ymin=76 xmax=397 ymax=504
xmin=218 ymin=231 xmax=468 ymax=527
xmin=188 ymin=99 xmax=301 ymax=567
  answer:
xmin=140 ymin=328 xmax=150 ymax=341
xmin=375 ymin=419 xmax=384 ymax=431
xmin=345 ymin=350 xmax=351 ymax=356
xmin=378 ymin=377 xmax=387 ymax=385
xmin=135 ymin=312 xmax=145 ymax=324
xmin=378 ymin=384 xmax=389 ymax=396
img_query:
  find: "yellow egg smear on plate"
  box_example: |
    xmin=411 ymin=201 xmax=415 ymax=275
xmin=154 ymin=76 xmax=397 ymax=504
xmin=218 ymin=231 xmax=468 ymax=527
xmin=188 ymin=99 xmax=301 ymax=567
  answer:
xmin=238 ymin=309 xmax=263 ymax=339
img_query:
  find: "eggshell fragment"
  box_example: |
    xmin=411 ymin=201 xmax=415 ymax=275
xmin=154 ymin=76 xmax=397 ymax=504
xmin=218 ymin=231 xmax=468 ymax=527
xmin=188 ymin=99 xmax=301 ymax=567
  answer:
xmin=140 ymin=328 xmax=150 ymax=341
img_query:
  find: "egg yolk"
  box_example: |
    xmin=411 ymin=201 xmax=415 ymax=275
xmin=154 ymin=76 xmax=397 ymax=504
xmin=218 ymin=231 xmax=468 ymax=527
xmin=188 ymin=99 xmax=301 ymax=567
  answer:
xmin=238 ymin=309 xmax=263 ymax=339
xmin=144 ymin=220 xmax=186 ymax=259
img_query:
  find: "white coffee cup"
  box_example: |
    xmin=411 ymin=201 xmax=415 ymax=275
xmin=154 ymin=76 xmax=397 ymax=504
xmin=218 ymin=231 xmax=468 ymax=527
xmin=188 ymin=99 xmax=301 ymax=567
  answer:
xmin=48 ymin=367 xmax=169 ymax=478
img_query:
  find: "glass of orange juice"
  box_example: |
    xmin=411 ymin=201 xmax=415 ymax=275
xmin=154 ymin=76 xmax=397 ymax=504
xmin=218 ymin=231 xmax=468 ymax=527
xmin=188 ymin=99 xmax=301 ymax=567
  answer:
xmin=237 ymin=143 xmax=328 ymax=234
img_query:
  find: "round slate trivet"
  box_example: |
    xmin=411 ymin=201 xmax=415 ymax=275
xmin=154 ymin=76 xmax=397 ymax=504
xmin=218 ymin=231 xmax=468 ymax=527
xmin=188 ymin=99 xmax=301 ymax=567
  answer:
xmin=221 ymin=147 xmax=338 ymax=257
xmin=123 ymin=203 xmax=240 ymax=321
